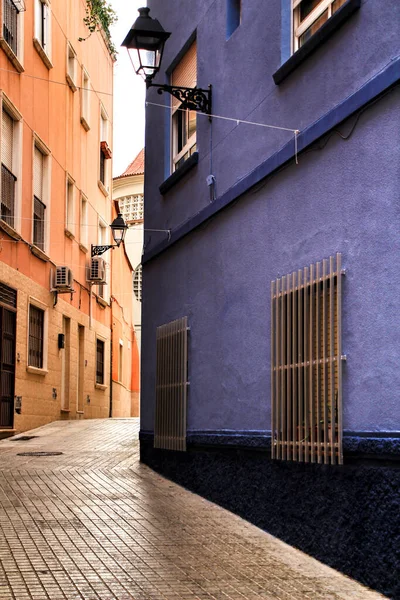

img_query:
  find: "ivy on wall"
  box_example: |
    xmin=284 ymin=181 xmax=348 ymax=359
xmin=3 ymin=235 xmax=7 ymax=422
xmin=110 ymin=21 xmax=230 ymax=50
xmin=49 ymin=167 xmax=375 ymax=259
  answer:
xmin=80 ymin=0 xmax=118 ymax=56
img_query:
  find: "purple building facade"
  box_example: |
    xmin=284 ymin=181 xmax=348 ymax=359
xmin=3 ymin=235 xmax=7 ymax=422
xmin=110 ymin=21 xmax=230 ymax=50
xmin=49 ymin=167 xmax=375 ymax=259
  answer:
xmin=139 ymin=1 xmax=400 ymax=597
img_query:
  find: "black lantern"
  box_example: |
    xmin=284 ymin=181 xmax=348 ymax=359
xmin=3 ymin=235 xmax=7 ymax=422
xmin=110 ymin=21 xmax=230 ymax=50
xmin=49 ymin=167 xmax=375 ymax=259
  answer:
xmin=122 ymin=8 xmax=212 ymax=115
xmin=91 ymin=214 xmax=128 ymax=257
xmin=121 ymin=7 xmax=171 ymax=84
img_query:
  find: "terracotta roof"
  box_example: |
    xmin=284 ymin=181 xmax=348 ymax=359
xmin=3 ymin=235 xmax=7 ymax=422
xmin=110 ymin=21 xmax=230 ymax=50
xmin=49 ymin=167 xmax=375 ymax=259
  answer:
xmin=115 ymin=149 xmax=144 ymax=179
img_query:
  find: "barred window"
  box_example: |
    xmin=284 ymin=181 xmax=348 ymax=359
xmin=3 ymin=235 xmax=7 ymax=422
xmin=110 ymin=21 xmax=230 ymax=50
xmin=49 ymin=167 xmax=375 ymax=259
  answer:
xmin=3 ymin=0 xmax=19 ymax=55
xmin=1 ymin=109 xmax=16 ymax=227
xmin=96 ymin=339 xmax=105 ymax=384
xmin=33 ymin=145 xmax=46 ymax=250
xmin=133 ymin=265 xmax=142 ymax=302
xmin=29 ymin=305 xmax=44 ymax=368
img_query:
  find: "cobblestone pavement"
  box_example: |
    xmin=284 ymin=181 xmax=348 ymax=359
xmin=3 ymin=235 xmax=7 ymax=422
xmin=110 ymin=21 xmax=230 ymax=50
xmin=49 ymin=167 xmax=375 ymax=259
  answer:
xmin=0 ymin=419 xmax=385 ymax=600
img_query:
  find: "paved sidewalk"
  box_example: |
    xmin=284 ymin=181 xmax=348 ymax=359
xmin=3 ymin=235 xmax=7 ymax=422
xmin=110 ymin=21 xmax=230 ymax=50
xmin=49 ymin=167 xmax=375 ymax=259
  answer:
xmin=0 ymin=420 xmax=385 ymax=600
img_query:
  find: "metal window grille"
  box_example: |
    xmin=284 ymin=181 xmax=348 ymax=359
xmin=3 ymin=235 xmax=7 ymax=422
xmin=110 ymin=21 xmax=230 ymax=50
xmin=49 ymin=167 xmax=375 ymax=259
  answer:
xmin=96 ymin=339 xmax=104 ymax=384
xmin=1 ymin=164 xmax=16 ymax=227
xmin=33 ymin=195 xmax=45 ymax=250
xmin=271 ymin=253 xmax=344 ymax=465
xmin=28 ymin=305 xmax=44 ymax=368
xmin=133 ymin=265 xmax=142 ymax=302
xmin=0 ymin=282 xmax=17 ymax=308
xmin=3 ymin=0 xmax=19 ymax=55
xmin=100 ymin=148 xmax=105 ymax=184
xmin=155 ymin=316 xmax=189 ymax=451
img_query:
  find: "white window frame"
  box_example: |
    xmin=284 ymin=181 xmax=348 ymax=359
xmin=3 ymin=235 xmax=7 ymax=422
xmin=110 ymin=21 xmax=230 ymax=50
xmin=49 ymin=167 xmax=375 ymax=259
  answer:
xmin=65 ymin=174 xmax=75 ymax=237
xmin=0 ymin=0 xmax=25 ymax=72
xmin=80 ymin=192 xmax=88 ymax=250
xmin=33 ymin=0 xmax=52 ymax=69
xmin=98 ymin=105 xmax=111 ymax=195
xmin=171 ymin=106 xmax=197 ymax=172
xmin=26 ymin=296 xmax=48 ymax=375
xmin=66 ymin=41 xmax=78 ymax=92
xmin=292 ymin=0 xmax=343 ymax=52
xmin=81 ymin=67 xmax=90 ymax=131
xmin=32 ymin=133 xmax=51 ymax=254
xmin=0 ymin=92 xmax=23 ymax=233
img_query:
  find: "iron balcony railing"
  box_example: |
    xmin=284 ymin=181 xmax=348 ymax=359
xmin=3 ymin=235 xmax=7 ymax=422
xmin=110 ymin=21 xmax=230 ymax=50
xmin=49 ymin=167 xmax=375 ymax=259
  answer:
xmin=1 ymin=163 xmax=16 ymax=228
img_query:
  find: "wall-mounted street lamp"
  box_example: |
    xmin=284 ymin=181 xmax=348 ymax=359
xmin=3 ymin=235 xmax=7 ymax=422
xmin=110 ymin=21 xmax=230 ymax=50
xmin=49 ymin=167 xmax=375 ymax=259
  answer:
xmin=91 ymin=213 xmax=128 ymax=257
xmin=122 ymin=7 xmax=212 ymax=115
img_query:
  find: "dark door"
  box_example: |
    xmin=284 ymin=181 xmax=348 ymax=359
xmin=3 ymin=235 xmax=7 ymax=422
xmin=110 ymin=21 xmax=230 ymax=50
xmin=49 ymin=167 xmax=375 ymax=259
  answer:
xmin=0 ymin=295 xmax=16 ymax=428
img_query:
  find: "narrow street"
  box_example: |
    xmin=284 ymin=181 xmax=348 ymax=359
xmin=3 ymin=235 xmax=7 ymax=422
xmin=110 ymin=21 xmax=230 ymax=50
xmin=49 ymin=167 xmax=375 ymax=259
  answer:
xmin=0 ymin=420 xmax=385 ymax=600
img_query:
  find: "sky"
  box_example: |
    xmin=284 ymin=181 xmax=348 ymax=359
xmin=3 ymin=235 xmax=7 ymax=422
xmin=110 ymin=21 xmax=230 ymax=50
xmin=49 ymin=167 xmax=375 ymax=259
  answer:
xmin=109 ymin=0 xmax=146 ymax=177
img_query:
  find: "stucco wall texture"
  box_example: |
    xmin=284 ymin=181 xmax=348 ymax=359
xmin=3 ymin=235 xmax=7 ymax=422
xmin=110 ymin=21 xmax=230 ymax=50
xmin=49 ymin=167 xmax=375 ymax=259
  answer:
xmin=141 ymin=88 xmax=400 ymax=434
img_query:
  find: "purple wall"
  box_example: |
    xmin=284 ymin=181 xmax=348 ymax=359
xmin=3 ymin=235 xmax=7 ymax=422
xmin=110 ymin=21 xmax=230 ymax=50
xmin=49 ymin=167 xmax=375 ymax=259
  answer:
xmin=142 ymin=0 xmax=400 ymax=433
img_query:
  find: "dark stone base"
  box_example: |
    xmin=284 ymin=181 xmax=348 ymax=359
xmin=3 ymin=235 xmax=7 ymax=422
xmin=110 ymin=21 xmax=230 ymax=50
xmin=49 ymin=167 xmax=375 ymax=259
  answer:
xmin=140 ymin=438 xmax=400 ymax=600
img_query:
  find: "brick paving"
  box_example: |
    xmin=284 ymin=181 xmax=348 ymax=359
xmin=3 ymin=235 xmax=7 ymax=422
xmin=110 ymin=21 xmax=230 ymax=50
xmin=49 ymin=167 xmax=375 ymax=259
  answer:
xmin=0 ymin=419 xmax=385 ymax=600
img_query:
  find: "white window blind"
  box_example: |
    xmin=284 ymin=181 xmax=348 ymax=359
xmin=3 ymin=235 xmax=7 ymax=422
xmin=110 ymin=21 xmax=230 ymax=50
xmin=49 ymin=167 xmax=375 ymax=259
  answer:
xmin=33 ymin=146 xmax=44 ymax=200
xmin=171 ymin=41 xmax=197 ymax=109
xmin=2 ymin=111 xmax=14 ymax=171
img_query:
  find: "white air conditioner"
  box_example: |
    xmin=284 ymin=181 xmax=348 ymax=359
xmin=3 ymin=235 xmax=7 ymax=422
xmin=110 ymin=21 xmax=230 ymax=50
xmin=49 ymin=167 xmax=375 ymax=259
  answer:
xmin=54 ymin=266 xmax=73 ymax=290
xmin=87 ymin=257 xmax=106 ymax=282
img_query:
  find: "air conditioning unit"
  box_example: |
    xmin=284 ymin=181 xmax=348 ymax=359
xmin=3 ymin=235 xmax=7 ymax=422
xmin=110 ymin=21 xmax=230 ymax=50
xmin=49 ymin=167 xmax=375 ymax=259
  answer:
xmin=54 ymin=266 xmax=73 ymax=290
xmin=87 ymin=257 xmax=106 ymax=282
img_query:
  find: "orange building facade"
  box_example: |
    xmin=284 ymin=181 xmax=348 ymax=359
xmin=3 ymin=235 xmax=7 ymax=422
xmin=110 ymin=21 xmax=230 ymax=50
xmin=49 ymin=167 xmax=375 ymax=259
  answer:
xmin=0 ymin=0 xmax=139 ymax=436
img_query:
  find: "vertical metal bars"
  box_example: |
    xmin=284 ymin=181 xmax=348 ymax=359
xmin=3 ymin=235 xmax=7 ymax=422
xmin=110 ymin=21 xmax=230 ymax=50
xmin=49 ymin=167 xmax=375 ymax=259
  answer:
xmin=155 ymin=316 xmax=189 ymax=452
xmin=271 ymin=253 xmax=343 ymax=464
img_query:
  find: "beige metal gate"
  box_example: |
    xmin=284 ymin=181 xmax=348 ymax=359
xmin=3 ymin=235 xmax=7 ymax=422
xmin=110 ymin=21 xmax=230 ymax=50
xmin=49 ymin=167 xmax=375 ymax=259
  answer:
xmin=271 ymin=253 xmax=344 ymax=464
xmin=155 ymin=316 xmax=189 ymax=451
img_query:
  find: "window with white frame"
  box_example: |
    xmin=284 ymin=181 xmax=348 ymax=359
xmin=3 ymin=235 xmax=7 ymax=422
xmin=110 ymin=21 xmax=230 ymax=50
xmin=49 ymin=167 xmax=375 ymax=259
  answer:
xmin=1 ymin=95 xmax=22 ymax=231
xmin=34 ymin=0 xmax=51 ymax=68
xmin=66 ymin=42 xmax=77 ymax=92
xmin=65 ymin=175 xmax=74 ymax=236
xmin=99 ymin=108 xmax=111 ymax=191
xmin=292 ymin=0 xmax=347 ymax=51
xmin=118 ymin=194 xmax=144 ymax=223
xmin=81 ymin=68 xmax=90 ymax=130
xmin=32 ymin=138 xmax=50 ymax=252
xmin=80 ymin=193 xmax=88 ymax=249
xmin=1 ymin=0 xmax=24 ymax=70
xmin=171 ymin=41 xmax=197 ymax=172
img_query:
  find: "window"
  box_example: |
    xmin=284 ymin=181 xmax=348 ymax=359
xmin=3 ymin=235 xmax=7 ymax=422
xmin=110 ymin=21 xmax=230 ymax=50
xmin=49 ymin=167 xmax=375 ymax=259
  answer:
xmin=1 ymin=109 xmax=16 ymax=226
xmin=1 ymin=0 xmax=24 ymax=71
xmin=227 ymin=0 xmax=241 ymax=38
xmin=171 ymin=41 xmax=197 ymax=172
xmin=34 ymin=0 xmax=52 ymax=68
xmin=81 ymin=68 xmax=90 ymax=130
xmin=65 ymin=176 xmax=74 ymax=236
xmin=28 ymin=304 xmax=44 ymax=368
xmin=33 ymin=145 xmax=45 ymax=250
xmin=96 ymin=338 xmax=105 ymax=384
xmin=133 ymin=265 xmax=142 ymax=302
xmin=119 ymin=194 xmax=144 ymax=223
xmin=293 ymin=0 xmax=347 ymax=51
xmin=270 ymin=253 xmax=343 ymax=465
xmin=99 ymin=108 xmax=111 ymax=192
xmin=118 ymin=340 xmax=123 ymax=382
xmin=80 ymin=193 xmax=88 ymax=249
xmin=66 ymin=42 xmax=77 ymax=92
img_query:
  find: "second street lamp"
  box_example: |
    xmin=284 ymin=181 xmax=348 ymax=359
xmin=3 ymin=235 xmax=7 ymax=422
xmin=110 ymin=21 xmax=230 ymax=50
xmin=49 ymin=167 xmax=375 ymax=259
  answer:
xmin=91 ymin=213 xmax=128 ymax=257
xmin=122 ymin=7 xmax=212 ymax=116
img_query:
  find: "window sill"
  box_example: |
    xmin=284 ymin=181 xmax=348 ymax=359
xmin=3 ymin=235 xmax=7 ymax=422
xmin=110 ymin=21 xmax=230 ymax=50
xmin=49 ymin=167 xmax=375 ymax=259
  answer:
xmin=64 ymin=228 xmax=75 ymax=240
xmin=26 ymin=366 xmax=48 ymax=376
xmin=159 ymin=152 xmax=199 ymax=195
xmin=95 ymin=383 xmax=107 ymax=391
xmin=98 ymin=180 xmax=109 ymax=197
xmin=273 ymin=0 xmax=361 ymax=85
xmin=33 ymin=38 xmax=53 ymax=70
xmin=96 ymin=296 xmax=109 ymax=308
xmin=30 ymin=245 xmax=50 ymax=262
xmin=0 ymin=39 xmax=24 ymax=73
xmin=79 ymin=243 xmax=89 ymax=253
xmin=66 ymin=74 xmax=77 ymax=92
xmin=0 ymin=219 xmax=21 ymax=240
xmin=60 ymin=409 xmax=70 ymax=413
xmin=81 ymin=117 xmax=90 ymax=132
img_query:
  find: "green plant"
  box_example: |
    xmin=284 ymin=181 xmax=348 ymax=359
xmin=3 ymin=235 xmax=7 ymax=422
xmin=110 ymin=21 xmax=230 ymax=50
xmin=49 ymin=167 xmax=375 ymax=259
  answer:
xmin=79 ymin=0 xmax=118 ymax=57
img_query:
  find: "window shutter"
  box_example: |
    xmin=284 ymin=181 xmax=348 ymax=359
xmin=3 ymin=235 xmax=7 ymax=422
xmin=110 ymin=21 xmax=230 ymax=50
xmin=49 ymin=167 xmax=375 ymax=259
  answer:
xmin=171 ymin=41 xmax=197 ymax=109
xmin=33 ymin=146 xmax=43 ymax=200
xmin=2 ymin=111 xmax=14 ymax=171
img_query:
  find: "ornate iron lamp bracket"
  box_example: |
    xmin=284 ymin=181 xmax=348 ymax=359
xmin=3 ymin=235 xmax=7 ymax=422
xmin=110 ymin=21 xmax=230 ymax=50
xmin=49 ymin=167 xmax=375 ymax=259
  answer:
xmin=91 ymin=244 xmax=115 ymax=257
xmin=148 ymin=83 xmax=212 ymax=117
